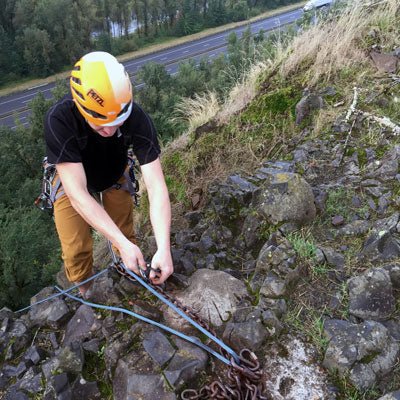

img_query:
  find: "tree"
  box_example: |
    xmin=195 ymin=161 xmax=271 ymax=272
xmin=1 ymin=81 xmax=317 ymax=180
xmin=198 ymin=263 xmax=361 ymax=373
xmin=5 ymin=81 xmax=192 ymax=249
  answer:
xmin=16 ymin=26 xmax=54 ymax=77
xmin=227 ymin=0 xmax=249 ymax=21
xmin=174 ymin=59 xmax=207 ymax=98
xmin=0 ymin=206 xmax=59 ymax=309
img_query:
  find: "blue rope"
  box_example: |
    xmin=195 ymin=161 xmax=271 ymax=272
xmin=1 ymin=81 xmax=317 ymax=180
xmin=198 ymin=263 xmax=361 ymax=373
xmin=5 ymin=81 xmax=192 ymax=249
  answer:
xmin=55 ymin=286 xmax=232 ymax=366
xmin=117 ymin=262 xmax=240 ymax=364
xmin=15 ymin=268 xmax=110 ymax=313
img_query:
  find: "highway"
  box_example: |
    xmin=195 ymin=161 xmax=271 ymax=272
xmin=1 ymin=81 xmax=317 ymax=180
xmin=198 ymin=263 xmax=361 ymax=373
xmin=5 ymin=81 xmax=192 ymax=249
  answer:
xmin=0 ymin=7 xmax=303 ymax=129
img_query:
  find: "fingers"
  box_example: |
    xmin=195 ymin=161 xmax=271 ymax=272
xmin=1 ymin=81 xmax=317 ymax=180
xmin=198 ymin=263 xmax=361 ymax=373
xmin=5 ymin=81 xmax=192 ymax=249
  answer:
xmin=149 ymin=267 xmax=162 ymax=283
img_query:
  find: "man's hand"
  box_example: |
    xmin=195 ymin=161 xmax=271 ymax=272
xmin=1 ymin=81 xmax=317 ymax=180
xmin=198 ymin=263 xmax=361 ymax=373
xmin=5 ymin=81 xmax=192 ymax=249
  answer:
xmin=118 ymin=240 xmax=147 ymax=275
xmin=149 ymin=248 xmax=173 ymax=284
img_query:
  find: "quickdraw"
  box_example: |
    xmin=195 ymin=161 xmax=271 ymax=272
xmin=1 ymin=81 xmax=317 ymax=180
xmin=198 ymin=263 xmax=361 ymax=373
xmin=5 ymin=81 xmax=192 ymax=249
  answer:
xmin=34 ymin=157 xmax=57 ymax=215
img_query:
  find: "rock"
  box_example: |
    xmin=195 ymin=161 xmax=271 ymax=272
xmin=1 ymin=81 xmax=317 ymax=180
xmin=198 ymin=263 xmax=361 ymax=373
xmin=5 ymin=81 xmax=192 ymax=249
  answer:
xmin=143 ymin=330 xmax=176 ymax=367
xmin=86 ymin=270 xmax=121 ymax=305
xmin=241 ymin=212 xmax=264 ymax=249
xmin=319 ymin=247 xmax=345 ymax=269
xmin=0 ymin=319 xmax=31 ymax=361
xmin=104 ymin=324 xmax=142 ymax=377
xmin=251 ymin=171 xmax=316 ymax=226
xmin=4 ymin=387 xmax=30 ymax=400
xmin=261 ymin=309 xmax=284 ymax=337
xmin=63 ymin=305 xmax=98 ymax=346
xmin=16 ymin=367 xmax=43 ymax=394
xmin=331 ymin=215 xmax=344 ymax=226
xmin=323 ymin=319 xmax=399 ymax=390
xmin=72 ymin=377 xmax=102 ymax=399
xmin=382 ymin=264 xmax=400 ymax=288
xmin=82 ymin=339 xmax=100 ymax=353
xmin=184 ymin=211 xmax=203 ymax=228
xmin=374 ymin=213 xmax=400 ymax=232
xmin=295 ymin=90 xmax=324 ymax=125
xmin=264 ymin=336 xmax=332 ymax=400
xmin=359 ymin=231 xmax=400 ymax=262
xmin=29 ymin=287 xmax=70 ymax=329
xmin=251 ymin=234 xmax=300 ymax=298
xmin=163 ymin=269 xmax=248 ymax=330
xmin=113 ymin=358 xmax=176 ymax=400
xmin=381 ymin=319 xmax=400 ymax=341
xmin=223 ymin=321 xmax=267 ymax=352
xmin=370 ymin=51 xmax=399 ymax=73
xmin=337 ymin=220 xmax=370 ymax=236
xmin=23 ymin=346 xmax=47 ymax=366
xmin=377 ymin=390 xmax=400 ymax=400
xmin=164 ymin=337 xmax=208 ymax=389
xmin=207 ymin=175 xmax=257 ymax=223
xmin=348 ymin=268 xmax=395 ymax=320
xmin=57 ymin=344 xmax=84 ymax=375
xmin=44 ymin=372 xmax=70 ymax=399
xmin=370 ymin=159 xmax=398 ymax=181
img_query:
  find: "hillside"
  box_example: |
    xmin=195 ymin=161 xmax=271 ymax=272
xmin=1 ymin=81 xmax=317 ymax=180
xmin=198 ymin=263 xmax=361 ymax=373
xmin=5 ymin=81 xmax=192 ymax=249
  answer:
xmin=1 ymin=1 xmax=400 ymax=399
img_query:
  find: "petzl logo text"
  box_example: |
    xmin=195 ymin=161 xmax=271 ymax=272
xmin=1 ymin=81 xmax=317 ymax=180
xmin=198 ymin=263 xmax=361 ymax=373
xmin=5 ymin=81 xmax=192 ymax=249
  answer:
xmin=87 ymin=89 xmax=105 ymax=107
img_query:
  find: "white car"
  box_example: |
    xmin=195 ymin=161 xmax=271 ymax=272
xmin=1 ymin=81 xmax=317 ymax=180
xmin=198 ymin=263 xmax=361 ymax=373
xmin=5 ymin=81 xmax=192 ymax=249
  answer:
xmin=303 ymin=0 xmax=333 ymax=11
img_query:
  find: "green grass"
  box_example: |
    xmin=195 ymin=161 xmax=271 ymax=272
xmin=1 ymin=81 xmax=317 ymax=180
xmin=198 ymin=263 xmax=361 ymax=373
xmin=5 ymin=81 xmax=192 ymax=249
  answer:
xmin=286 ymin=231 xmax=317 ymax=261
xmin=82 ymin=346 xmax=113 ymax=399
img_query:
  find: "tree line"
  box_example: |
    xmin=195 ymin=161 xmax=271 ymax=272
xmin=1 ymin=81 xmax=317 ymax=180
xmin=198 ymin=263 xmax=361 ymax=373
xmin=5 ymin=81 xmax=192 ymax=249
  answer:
xmin=0 ymin=0 xmax=300 ymax=86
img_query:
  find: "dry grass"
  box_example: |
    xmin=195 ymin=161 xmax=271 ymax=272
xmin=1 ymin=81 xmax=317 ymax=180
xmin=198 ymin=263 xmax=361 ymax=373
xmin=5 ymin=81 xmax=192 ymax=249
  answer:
xmin=218 ymin=61 xmax=271 ymax=124
xmin=281 ymin=0 xmax=400 ymax=85
xmin=173 ymin=92 xmax=220 ymax=135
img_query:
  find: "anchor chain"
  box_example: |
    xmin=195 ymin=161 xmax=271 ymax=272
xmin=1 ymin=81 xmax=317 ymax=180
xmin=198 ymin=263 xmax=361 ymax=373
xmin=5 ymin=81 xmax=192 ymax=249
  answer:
xmin=113 ymin=261 xmax=268 ymax=400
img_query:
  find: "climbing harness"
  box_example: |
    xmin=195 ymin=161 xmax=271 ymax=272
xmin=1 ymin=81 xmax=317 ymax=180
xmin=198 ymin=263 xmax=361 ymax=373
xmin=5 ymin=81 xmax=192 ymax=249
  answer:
xmin=34 ymin=151 xmax=140 ymax=215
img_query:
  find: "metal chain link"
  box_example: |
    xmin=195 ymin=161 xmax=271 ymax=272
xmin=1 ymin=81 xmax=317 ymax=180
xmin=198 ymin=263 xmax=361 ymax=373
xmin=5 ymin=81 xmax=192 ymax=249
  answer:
xmin=113 ymin=262 xmax=268 ymax=400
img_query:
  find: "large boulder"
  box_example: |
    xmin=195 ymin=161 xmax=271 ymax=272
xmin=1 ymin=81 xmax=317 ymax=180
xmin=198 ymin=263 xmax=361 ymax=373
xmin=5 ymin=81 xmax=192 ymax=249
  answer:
xmin=323 ymin=319 xmax=399 ymax=390
xmin=163 ymin=269 xmax=249 ymax=330
xmin=251 ymin=170 xmax=316 ymax=226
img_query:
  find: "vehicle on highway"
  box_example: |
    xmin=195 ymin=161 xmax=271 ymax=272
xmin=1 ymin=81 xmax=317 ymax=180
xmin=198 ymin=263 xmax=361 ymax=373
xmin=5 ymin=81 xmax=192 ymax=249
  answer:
xmin=303 ymin=0 xmax=333 ymax=11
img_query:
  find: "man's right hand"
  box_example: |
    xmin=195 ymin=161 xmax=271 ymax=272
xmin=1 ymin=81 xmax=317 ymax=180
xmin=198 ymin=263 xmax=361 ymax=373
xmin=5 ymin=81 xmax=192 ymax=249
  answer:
xmin=118 ymin=240 xmax=147 ymax=275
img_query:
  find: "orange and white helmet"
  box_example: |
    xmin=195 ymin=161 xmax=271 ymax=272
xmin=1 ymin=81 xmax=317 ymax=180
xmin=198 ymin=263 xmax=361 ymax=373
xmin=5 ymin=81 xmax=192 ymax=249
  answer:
xmin=70 ymin=51 xmax=132 ymax=126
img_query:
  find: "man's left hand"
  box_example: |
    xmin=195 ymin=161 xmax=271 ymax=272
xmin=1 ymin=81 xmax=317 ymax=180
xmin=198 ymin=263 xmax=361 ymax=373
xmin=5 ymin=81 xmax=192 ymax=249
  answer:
xmin=150 ymin=249 xmax=173 ymax=284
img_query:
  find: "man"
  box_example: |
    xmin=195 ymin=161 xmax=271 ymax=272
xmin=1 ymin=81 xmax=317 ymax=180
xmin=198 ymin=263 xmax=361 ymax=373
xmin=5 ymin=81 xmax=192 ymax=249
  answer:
xmin=44 ymin=51 xmax=173 ymax=295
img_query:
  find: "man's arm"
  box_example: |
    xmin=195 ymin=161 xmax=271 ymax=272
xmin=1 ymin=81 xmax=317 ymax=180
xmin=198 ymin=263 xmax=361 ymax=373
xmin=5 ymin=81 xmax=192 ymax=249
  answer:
xmin=140 ymin=158 xmax=173 ymax=284
xmin=56 ymin=162 xmax=147 ymax=275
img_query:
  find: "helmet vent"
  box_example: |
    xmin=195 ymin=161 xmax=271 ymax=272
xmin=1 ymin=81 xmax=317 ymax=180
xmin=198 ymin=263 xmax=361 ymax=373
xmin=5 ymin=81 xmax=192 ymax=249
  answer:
xmin=72 ymin=87 xmax=85 ymax=100
xmin=73 ymin=65 xmax=81 ymax=71
xmin=117 ymin=101 xmax=131 ymax=118
xmin=71 ymin=77 xmax=81 ymax=85
xmin=80 ymin=102 xmax=107 ymax=120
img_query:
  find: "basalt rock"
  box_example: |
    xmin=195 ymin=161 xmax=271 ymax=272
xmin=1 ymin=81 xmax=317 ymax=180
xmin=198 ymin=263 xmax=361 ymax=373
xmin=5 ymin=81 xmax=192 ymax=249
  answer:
xmin=348 ymin=267 xmax=396 ymax=321
xmin=323 ymin=319 xmax=399 ymax=390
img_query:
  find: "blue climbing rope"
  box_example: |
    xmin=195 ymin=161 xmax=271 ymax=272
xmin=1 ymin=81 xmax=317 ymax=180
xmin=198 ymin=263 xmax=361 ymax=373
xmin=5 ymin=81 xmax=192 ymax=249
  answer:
xmin=55 ymin=286 xmax=232 ymax=365
xmin=116 ymin=261 xmax=241 ymax=364
xmin=15 ymin=268 xmax=110 ymax=313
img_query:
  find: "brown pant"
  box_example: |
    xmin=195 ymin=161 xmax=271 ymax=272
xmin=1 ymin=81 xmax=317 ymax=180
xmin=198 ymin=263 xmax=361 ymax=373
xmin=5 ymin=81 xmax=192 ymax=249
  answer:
xmin=53 ymin=174 xmax=135 ymax=283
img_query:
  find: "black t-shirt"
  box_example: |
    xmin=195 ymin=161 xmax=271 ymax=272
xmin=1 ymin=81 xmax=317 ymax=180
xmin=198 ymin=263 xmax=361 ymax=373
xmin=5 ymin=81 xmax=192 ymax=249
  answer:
xmin=45 ymin=94 xmax=160 ymax=192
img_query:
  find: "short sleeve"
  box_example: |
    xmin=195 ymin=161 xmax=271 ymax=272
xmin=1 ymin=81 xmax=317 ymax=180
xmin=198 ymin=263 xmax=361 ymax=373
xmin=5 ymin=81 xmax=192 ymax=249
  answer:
xmin=123 ymin=103 xmax=161 ymax=166
xmin=45 ymin=103 xmax=82 ymax=165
